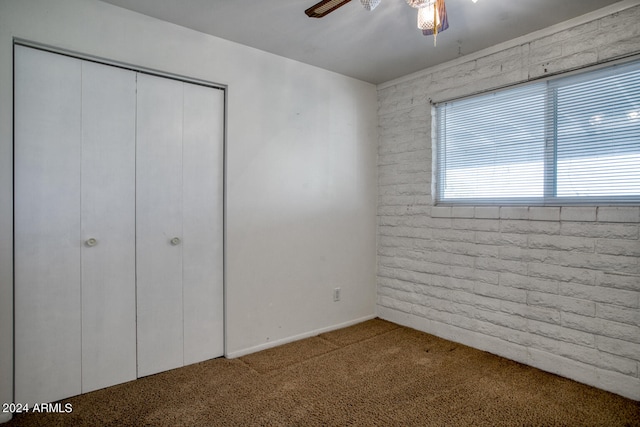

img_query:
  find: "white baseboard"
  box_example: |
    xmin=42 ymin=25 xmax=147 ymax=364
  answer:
xmin=226 ymin=314 xmax=377 ymax=359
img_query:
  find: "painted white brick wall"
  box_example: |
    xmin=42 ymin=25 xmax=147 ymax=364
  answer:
xmin=376 ymin=3 xmax=640 ymax=400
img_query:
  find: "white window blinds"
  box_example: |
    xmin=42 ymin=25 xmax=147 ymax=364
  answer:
xmin=435 ymin=59 xmax=640 ymax=205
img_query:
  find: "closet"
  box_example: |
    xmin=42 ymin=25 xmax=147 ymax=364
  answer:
xmin=14 ymin=45 xmax=224 ymax=404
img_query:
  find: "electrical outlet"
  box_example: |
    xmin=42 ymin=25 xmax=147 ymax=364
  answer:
xmin=333 ymin=287 xmax=341 ymax=302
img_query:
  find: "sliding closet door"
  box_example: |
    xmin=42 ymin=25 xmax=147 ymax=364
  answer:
xmin=14 ymin=46 xmax=82 ymax=404
xmin=136 ymin=73 xmax=185 ymax=377
xmin=183 ymin=83 xmax=225 ymax=364
xmin=136 ymin=75 xmax=225 ymax=375
xmin=15 ymin=46 xmax=225 ymax=400
xmin=80 ymin=61 xmax=137 ymax=393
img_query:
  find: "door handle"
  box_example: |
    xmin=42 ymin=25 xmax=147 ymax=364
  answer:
xmin=85 ymin=238 xmax=98 ymax=247
xmin=170 ymin=237 xmax=181 ymax=246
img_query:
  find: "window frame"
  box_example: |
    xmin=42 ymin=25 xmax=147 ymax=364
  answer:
xmin=434 ymin=57 xmax=640 ymax=207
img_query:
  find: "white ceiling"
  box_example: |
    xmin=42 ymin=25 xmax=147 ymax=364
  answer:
xmin=100 ymin=0 xmax=624 ymax=84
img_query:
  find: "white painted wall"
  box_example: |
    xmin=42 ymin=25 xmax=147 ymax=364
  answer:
xmin=377 ymin=1 xmax=640 ymax=401
xmin=0 ymin=0 xmax=378 ymax=420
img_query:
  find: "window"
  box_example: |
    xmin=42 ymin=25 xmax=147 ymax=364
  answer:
xmin=435 ymin=59 xmax=640 ymax=205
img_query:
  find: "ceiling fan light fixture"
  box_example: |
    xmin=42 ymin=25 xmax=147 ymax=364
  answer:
xmin=305 ymin=0 xmax=352 ymax=18
xmin=406 ymin=0 xmax=432 ymax=9
xmin=417 ymin=1 xmax=437 ymax=29
xmin=360 ymin=0 xmax=381 ymax=11
xmin=419 ymin=0 xmax=448 ymax=45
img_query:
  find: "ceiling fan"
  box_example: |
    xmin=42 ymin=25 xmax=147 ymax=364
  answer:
xmin=305 ymin=0 xmax=449 ymax=43
xmin=305 ymin=0 xmax=361 ymax=18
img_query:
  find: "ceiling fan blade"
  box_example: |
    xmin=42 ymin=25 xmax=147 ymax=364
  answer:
xmin=305 ymin=0 xmax=352 ymax=18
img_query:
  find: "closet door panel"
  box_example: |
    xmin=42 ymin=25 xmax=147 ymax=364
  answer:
xmin=136 ymin=73 xmax=184 ymax=377
xmin=14 ymin=46 xmax=82 ymax=404
xmin=81 ymin=61 xmax=137 ymax=392
xmin=182 ymin=83 xmax=225 ymax=364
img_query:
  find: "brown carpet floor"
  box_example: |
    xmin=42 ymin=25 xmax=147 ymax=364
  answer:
xmin=5 ymin=319 xmax=640 ymax=426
